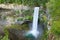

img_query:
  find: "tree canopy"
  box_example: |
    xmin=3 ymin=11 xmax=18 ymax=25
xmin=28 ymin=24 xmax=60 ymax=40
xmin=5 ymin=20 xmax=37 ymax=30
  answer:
xmin=47 ymin=0 xmax=60 ymax=35
xmin=0 ymin=0 xmax=49 ymax=7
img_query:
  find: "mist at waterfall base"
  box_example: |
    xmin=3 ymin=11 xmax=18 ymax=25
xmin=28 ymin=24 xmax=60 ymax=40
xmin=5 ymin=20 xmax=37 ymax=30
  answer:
xmin=25 ymin=7 xmax=40 ymax=39
xmin=25 ymin=24 xmax=43 ymax=39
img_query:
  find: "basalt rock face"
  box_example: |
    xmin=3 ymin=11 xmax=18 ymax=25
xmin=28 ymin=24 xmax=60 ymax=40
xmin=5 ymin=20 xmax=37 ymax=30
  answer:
xmin=0 ymin=26 xmax=5 ymax=39
xmin=8 ymin=28 xmax=26 ymax=40
xmin=7 ymin=20 xmax=32 ymax=40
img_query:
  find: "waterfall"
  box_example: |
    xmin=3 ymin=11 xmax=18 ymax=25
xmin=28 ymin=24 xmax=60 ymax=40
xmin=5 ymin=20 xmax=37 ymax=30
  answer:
xmin=25 ymin=7 xmax=40 ymax=38
xmin=30 ymin=7 xmax=39 ymax=38
xmin=32 ymin=7 xmax=39 ymax=31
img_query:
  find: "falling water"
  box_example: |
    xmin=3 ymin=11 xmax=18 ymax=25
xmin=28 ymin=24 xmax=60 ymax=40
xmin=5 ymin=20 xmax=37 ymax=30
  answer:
xmin=32 ymin=7 xmax=39 ymax=31
xmin=26 ymin=7 xmax=40 ymax=38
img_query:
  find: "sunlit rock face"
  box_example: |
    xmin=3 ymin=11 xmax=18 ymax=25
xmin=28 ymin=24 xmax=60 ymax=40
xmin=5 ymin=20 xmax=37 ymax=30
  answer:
xmin=6 ymin=17 xmax=15 ymax=26
xmin=0 ymin=4 xmax=30 ymax=10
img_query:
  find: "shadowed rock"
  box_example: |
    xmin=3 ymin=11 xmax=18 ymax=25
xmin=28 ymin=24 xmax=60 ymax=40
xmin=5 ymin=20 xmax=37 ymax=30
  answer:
xmin=0 ymin=26 xmax=5 ymax=39
xmin=15 ymin=20 xmax=31 ymax=25
xmin=7 ymin=20 xmax=32 ymax=40
xmin=8 ymin=28 xmax=26 ymax=40
xmin=0 ymin=8 xmax=12 ymax=12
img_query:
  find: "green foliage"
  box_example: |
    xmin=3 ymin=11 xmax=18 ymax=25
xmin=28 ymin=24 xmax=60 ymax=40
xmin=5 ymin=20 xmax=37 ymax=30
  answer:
xmin=47 ymin=0 xmax=60 ymax=36
xmin=17 ymin=17 xmax=23 ymax=21
xmin=25 ymin=16 xmax=33 ymax=21
xmin=8 ymin=24 xmax=29 ymax=30
xmin=0 ymin=0 xmax=22 ymax=4
xmin=15 ymin=10 xmax=20 ymax=14
xmin=51 ymin=21 xmax=60 ymax=35
xmin=0 ymin=36 xmax=2 ymax=40
xmin=23 ymin=10 xmax=33 ymax=16
xmin=0 ymin=0 xmax=49 ymax=7
xmin=41 ymin=33 xmax=48 ymax=40
xmin=23 ymin=10 xmax=33 ymax=21
xmin=15 ymin=10 xmax=33 ymax=21
xmin=1 ymin=28 xmax=9 ymax=40
xmin=20 ymin=0 xmax=48 ymax=7
xmin=1 ymin=34 xmax=9 ymax=40
xmin=47 ymin=0 xmax=60 ymax=18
